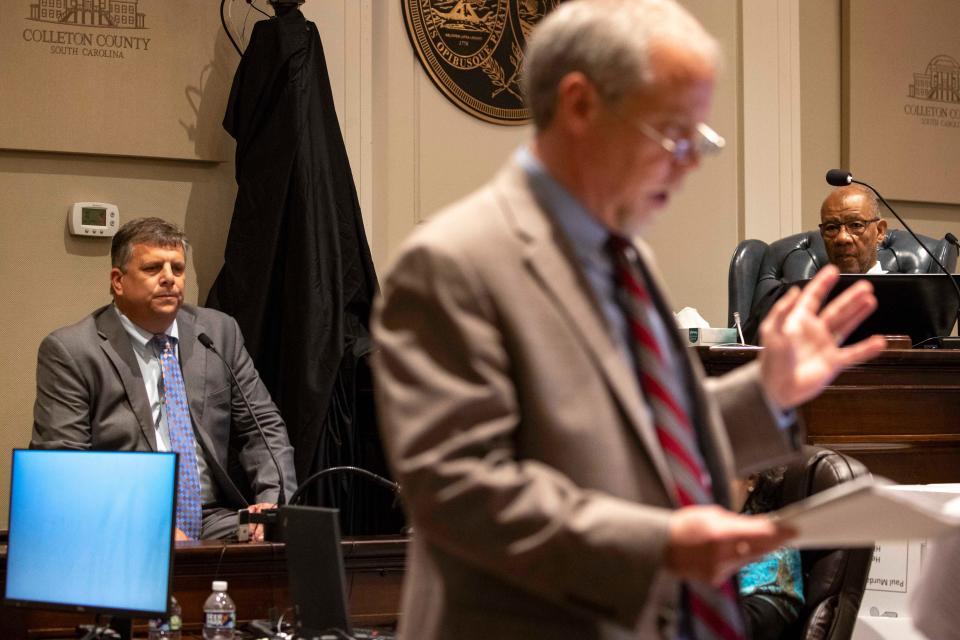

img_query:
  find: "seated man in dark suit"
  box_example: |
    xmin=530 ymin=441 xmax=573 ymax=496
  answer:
xmin=744 ymin=184 xmax=888 ymax=342
xmin=31 ymin=217 xmax=297 ymax=541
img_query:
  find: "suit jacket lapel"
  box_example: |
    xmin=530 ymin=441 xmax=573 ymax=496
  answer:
xmin=177 ymin=309 xmax=222 ymax=465
xmin=176 ymin=307 xmax=208 ymax=427
xmin=177 ymin=308 xmax=249 ymax=508
xmin=493 ymin=161 xmax=677 ymax=498
xmin=95 ymin=306 xmax=158 ymax=451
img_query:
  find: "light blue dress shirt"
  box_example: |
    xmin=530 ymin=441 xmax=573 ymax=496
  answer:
xmin=515 ymin=146 xmax=686 ymax=396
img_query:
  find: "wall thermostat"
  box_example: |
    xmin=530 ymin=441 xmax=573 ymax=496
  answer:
xmin=68 ymin=202 xmax=119 ymax=237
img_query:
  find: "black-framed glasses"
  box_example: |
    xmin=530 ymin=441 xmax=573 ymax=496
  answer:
xmin=818 ymin=218 xmax=880 ymax=238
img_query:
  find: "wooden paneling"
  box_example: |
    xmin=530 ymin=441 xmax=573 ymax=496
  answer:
xmin=0 ymin=537 xmax=406 ymax=638
xmin=698 ymin=347 xmax=960 ymax=484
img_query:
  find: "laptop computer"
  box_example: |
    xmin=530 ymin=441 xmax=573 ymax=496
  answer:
xmin=281 ymin=505 xmax=394 ymax=640
xmin=797 ymin=273 xmax=960 ymax=346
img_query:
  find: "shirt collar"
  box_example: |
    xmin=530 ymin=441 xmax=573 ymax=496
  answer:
xmin=113 ymin=304 xmax=179 ymax=349
xmin=866 ymin=261 xmax=886 ymax=274
xmin=515 ymin=146 xmax=611 ymax=267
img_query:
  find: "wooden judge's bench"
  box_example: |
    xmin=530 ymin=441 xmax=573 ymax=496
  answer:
xmin=0 ymin=536 xmax=406 ymax=638
xmin=698 ymin=346 xmax=960 ymax=484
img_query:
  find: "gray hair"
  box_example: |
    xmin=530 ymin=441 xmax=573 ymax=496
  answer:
xmin=111 ymin=217 xmax=189 ymax=271
xmin=522 ymin=0 xmax=720 ymax=129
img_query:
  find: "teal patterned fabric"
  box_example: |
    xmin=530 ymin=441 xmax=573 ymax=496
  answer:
xmin=738 ymin=546 xmax=805 ymax=633
xmin=739 ymin=466 xmax=805 ymax=638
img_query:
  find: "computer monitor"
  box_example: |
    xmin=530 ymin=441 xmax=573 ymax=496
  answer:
xmin=4 ymin=449 xmax=177 ymax=619
xmin=799 ymin=273 xmax=960 ymax=346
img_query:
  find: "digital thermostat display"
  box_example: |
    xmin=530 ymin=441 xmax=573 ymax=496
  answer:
xmin=69 ymin=202 xmax=119 ymax=237
xmin=81 ymin=207 xmax=107 ymax=227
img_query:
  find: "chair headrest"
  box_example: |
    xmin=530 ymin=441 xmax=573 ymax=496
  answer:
xmin=757 ymin=231 xmax=826 ymax=284
xmin=759 ymin=228 xmax=948 ymax=281
xmin=879 ymin=228 xmax=939 ymax=273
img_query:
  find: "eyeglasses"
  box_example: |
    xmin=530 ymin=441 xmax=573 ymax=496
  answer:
xmin=632 ymin=120 xmax=726 ymax=163
xmin=818 ymin=218 xmax=880 ymax=238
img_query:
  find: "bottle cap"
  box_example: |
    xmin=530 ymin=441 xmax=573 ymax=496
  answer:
xmin=212 ymin=580 xmax=228 ymax=592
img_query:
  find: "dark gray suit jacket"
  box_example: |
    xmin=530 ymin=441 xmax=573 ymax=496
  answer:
xmin=31 ymin=304 xmax=297 ymax=512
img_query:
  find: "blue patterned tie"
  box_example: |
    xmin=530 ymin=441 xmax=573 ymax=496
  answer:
xmin=153 ymin=334 xmax=203 ymax=540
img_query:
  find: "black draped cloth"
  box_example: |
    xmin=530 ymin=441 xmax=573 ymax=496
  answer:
xmin=207 ymin=11 xmax=397 ymax=533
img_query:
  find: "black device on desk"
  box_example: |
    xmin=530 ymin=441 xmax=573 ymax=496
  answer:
xmin=282 ymin=505 xmax=394 ymax=640
xmin=4 ymin=450 xmax=177 ymax=640
xmin=797 ymin=273 xmax=960 ymax=347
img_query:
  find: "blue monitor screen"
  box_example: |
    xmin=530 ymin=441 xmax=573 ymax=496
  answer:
xmin=5 ymin=450 xmax=176 ymax=615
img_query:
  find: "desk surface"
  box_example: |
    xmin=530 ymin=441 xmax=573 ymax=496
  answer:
xmin=697 ymin=347 xmax=960 ymax=484
xmin=0 ymin=536 xmax=407 ymax=639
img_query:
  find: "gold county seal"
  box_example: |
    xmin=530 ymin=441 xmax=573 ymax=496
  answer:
xmin=403 ymin=0 xmax=562 ymax=125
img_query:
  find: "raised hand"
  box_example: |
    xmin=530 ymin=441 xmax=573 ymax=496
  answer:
xmin=758 ymin=265 xmax=886 ymax=409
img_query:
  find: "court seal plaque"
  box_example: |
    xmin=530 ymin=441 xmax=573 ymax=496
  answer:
xmin=403 ymin=0 xmax=562 ymax=125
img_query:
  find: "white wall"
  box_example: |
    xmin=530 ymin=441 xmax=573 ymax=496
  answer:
xmin=0 ymin=22 xmax=239 ymax=526
xmin=796 ymin=0 xmax=960 ymax=242
xmin=643 ymin=0 xmax=741 ymax=326
xmin=308 ymin=1 xmax=746 ymax=328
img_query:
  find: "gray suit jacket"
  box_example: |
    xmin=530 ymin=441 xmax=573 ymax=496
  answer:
xmin=31 ymin=303 xmax=297 ymax=511
xmin=372 ymin=159 xmax=798 ymax=640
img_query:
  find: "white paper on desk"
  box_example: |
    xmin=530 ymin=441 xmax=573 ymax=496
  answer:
xmin=709 ymin=344 xmax=763 ymax=351
xmin=769 ymin=476 xmax=960 ymax=548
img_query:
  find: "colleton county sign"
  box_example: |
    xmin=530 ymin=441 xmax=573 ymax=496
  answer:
xmin=21 ymin=0 xmax=151 ymax=59
xmin=903 ymin=54 xmax=960 ymax=129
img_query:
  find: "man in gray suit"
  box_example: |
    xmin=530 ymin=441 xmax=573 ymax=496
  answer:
xmin=372 ymin=1 xmax=885 ymax=638
xmin=32 ymin=217 xmax=297 ymax=541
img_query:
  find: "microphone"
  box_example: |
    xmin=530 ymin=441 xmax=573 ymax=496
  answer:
xmin=825 ymin=168 xmax=853 ymax=187
xmin=825 ymin=169 xmax=960 ymax=346
xmin=197 ymin=332 xmax=287 ymax=507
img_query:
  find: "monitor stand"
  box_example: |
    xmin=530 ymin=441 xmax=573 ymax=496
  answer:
xmin=77 ymin=615 xmax=132 ymax=640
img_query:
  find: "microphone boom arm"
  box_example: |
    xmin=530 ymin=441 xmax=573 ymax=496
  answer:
xmin=827 ymin=169 xmax=960 ymax=340
xmin=288 ymin=465 xmax=400 ymax=507
xmin=198 ymin=333 xmax=287 ymax=506
xmin=851 ymin=178 xmax=957 ymax=286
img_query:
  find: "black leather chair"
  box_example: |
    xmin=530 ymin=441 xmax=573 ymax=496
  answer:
xmin=728 ymin=229 xmax=959 ymax=328
xmin=775 ymin=447 xmax=872 ymax=640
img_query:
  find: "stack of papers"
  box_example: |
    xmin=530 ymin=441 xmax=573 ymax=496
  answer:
xmin=770 ymin=476 xmax=960 ymax=548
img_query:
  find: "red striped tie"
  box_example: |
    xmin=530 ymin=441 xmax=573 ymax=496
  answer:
xmin=607 ymin=235 xmax=745 ymax=640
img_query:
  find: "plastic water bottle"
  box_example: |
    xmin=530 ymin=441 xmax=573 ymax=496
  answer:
xmin=147 ymin=595 xmax=182 ymax=639
xmin=202 ymin=580 xmax=236 ymax=640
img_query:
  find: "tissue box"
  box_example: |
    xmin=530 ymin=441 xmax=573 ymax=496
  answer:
xmin=683 ymin=327 xmax=738 ymax=346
